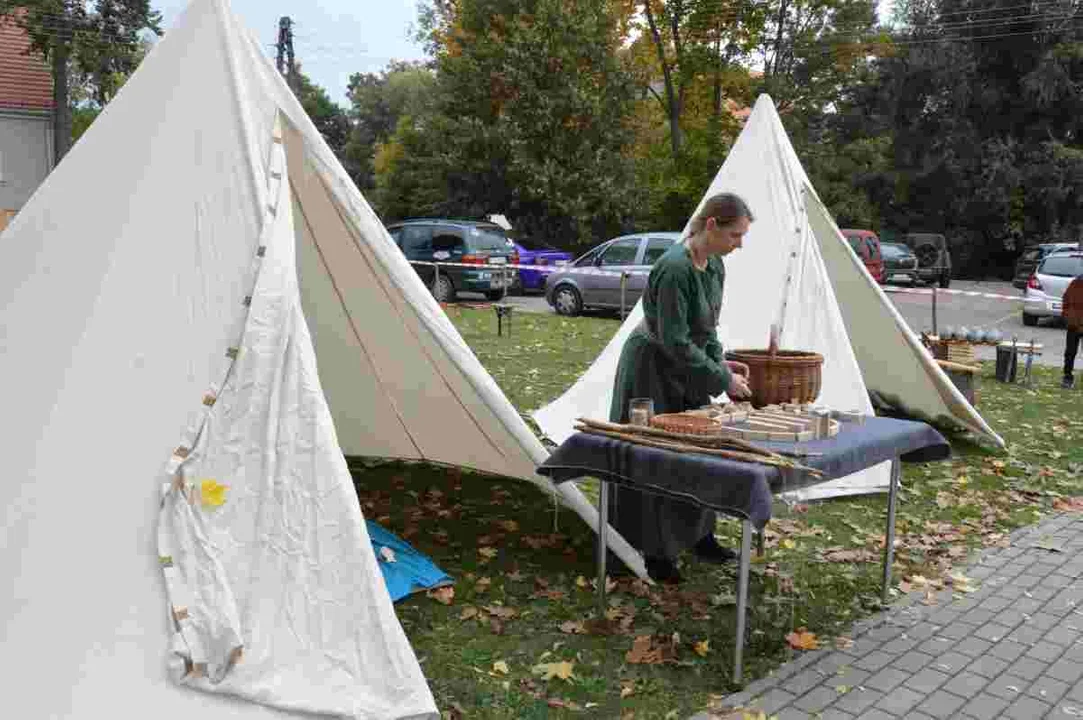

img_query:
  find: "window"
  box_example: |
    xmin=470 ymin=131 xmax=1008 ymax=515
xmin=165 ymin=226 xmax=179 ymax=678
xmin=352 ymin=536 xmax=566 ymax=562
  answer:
xmin=388 ymin=227 xmax=403 ymax=247
xmin=401 ymin=226 xmax=432 ymax=256
xmin=865 ymin=238 xmax=881 ymax=260
xmin=599 ymin=238 xmax=641 ymax=267
xmin=467 ymin=226 xmax=511 ymax=251
xmin=574 ymin=247 xmax=602 ymax=267
xmin=1040 ymin=255 xmax=1083 ymax=277
xmin=432 ymin=232 xmax=465 ymax=253
xmin=845 ymin=235 xmax=867 ymax=258
xmin=643 ymin=237 xmax=675 ymax=265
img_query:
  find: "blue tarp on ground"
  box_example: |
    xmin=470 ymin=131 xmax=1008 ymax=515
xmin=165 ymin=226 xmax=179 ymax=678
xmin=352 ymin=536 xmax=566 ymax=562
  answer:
xmin=367 ymin=521 xmax=453 ymax=603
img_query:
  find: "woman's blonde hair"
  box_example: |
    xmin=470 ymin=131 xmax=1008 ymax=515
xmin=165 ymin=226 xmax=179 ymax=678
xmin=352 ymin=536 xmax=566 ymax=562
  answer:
xmin=688 ymin=193 xmax=754 ymax=235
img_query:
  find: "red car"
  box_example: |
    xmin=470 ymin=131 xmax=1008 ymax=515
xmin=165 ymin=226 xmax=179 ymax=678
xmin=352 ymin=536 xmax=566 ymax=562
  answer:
xmin=841 ymin=228 xmax=885 ymax=283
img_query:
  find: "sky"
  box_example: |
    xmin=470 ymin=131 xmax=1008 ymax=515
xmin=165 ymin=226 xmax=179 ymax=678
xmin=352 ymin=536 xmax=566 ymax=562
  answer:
xmin=153 ymin=0 xmax=895 ymax=106
xmin=153 ymin=0 xmax=428 ymax=103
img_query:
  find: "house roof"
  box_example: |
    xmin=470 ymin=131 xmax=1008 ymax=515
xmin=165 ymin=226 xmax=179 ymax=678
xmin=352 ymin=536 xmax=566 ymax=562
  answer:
xmin=0 ymin=15 xmax=53 ymax=111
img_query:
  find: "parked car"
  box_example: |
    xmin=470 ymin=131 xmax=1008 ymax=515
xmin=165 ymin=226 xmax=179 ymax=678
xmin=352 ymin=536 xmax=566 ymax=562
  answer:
xmin=901 ymin=233 xmax=952 ymax=287
xmin=1013 ymin=242 xmax=1081 ymax=289
xmin=507 ymin=236 xmax=573 ymax=293
xmin=1023 ymin=251 xmax=1083 ymax=326
xmin=879 ymin=242 xmax=920 ymax=285
xmin=840 ymin=229 xmax=885 ymax=283
xmin=544 ymin=232 xmax=681 ymax=316
xmin=386 ymin=219 xmax=519 ymax=302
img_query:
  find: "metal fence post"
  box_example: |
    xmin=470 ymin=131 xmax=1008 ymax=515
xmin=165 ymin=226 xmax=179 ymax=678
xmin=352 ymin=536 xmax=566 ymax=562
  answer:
xmin=620 ymin=272 xmax=628 ymax=320
xmin=931 ymin=286 xmax=938 ymax=337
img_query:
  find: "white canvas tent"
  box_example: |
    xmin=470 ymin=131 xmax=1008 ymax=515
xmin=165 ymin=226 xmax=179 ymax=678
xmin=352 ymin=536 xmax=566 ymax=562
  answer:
xmin=535 ymin=95 xmax=1003 ymax=500
xmin=0 ymin=0 xmax=645 ymax=717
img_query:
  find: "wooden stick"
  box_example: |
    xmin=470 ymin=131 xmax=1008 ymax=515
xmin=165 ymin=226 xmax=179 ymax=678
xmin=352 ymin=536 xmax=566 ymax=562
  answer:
xmin=574 ymin=424 xmax=823 ymax=477
xmin=576 ymin=417 xmax=782 ymax=457
xmin=575 ymin=417 xmax=822 ymax=459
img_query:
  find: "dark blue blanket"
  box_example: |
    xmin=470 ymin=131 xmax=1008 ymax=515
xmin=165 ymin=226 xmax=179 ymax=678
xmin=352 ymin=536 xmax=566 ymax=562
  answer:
xmin=537 ymin=416 xmax=950 ymax=529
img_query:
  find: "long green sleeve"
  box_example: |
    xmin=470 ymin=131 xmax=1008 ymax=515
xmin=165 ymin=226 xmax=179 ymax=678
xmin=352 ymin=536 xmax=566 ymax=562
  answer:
xmin=653 ymin=266 xmax=732 ymax=395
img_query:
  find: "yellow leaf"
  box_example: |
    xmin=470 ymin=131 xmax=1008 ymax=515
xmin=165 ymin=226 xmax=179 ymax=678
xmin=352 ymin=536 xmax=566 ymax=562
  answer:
xmin=780 ymin=539 xmax=796 ymax=550
xmin=532 ymin=660 xmax=575 ymax=681
xmin=200 ymin=479 xmax=229 ymax=508
xmin=785 ymin=629 xmax=819 ymax=650
xmin=492 ymin=660 xmax=509 ymax=675
xmin=693 ymin=640 xmax=710 ymax=657
xmin=575 ymin=575 xmax=589 ymax=589
xmin=478 ymin=547 xmax=498 ymax=562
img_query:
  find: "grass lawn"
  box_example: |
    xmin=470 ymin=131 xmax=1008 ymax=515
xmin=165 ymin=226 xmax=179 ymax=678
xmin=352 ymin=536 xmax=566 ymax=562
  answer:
xmin=349 ymin=306 xmax=1083 ymax=719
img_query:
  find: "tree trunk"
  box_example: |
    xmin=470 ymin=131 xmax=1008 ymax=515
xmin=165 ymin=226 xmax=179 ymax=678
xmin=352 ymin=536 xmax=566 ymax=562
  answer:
xmin=642 ymin=0 xmax=682 ymax=159
xmin=52 ymin=40 xmax=72 ymax=164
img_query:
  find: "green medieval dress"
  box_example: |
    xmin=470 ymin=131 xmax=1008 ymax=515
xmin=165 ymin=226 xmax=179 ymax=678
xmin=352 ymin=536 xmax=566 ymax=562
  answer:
xmin=608 ymin=241 xmax=733 ymax=563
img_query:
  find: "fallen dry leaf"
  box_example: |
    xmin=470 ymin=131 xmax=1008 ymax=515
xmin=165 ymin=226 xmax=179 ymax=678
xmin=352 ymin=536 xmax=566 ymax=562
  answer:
xmin=531 ymin=660 xmax=575 ymax=682
xmin=620 ymin=680 xmax=635 ymax=698
xmin=460 ymin=605 xmax=479 ymax=621
xmin=498 ymin=519 xmax=520 ymax=532
xmin=492 ymin=660 xmax=509 ymax=676
xmin=625 ymin=634 xmax=679 ymax=665
xmin=834 ymin=636 xmax=854 ymax=650
xmin=478 ymin=547 xmax=498 ymax=563
xmin=428 ymin=586 xmax=454 ymax=605
xmin=474 ymin=576 xmax=492 ymax=592
xmin=693 ymin=640 xmax=710 ymax=657
xmin=484 ymin=605 xmax=519 ymax=620
xmin=559 ymin=620 xmax=587 ymax=635
xmin=1055 ymin=497 xmax=1083 ymax=512
xmin=785 ymin=628 xmax=819 ymax=651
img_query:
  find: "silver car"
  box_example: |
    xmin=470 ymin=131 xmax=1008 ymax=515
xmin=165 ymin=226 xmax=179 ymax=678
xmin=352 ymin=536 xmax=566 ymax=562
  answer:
xmin=544 ymin=232 xmax=682 ymax=316
xmin=1023 ymin=251 xmax=1083 ymax=326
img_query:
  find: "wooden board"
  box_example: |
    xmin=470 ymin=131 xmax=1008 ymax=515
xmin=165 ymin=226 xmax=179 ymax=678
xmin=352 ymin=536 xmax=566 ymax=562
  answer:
xmin=712 ymin=406 xmax=838 ymax=443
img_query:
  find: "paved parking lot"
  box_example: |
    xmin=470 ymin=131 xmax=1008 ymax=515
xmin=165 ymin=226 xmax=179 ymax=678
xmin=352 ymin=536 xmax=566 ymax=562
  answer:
xmin=477 ymin=279 xmax=1069 ymax=369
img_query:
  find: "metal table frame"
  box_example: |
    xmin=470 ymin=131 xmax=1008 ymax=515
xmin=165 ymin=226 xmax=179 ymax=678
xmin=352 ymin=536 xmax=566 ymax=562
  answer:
xmin=593 ymin=457 xmax=903 ymax=685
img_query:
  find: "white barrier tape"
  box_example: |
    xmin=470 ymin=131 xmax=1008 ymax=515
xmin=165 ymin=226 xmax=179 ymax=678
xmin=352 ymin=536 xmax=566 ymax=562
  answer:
xmin=883 ymin=286 xmax=1024 ymax=302
xmin=408 ymin=259 xmax=649 ymax=278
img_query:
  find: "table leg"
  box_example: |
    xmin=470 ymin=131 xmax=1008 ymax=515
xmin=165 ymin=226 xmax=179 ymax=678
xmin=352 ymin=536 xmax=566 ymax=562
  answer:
xmin=733 ymin=519 xmax=753 ymax=685
xmin=596 ymin=479 xmax=609 ymax=618
xmin=881 ymin=458 xmax=901 ymax=605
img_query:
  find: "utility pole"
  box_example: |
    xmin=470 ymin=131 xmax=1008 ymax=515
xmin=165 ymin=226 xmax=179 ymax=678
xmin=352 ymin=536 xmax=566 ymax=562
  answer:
xmin=276 ymin=17 xmax=298 ymax=95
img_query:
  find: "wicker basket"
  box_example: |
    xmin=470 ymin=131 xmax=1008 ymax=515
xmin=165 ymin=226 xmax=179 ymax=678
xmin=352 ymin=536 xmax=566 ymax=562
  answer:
xmin=649 ymin=413 xmax=720 ymax=436
xmin=726 ymin=349 xmax=824 ymax=408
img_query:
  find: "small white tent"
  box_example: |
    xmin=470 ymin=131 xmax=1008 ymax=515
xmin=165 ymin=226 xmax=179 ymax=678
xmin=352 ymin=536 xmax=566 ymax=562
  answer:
xmin=535 ymin=95 xmax=1003 ymax=500
xmin=0 ymin=0 xmax=644 ymax=717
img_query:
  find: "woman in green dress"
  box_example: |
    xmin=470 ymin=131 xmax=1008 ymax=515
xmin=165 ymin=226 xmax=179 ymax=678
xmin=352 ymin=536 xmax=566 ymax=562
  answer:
xmin=609 ymin=193 xmax=754 ymax=583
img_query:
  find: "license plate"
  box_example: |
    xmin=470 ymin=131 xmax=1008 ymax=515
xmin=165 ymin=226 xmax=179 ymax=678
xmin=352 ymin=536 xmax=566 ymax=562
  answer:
xmin=488 ymin=257 xmax=507 ymax=265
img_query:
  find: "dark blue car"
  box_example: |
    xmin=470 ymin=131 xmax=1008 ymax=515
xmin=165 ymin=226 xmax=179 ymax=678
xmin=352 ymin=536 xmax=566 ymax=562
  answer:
xmin=508 ymin=237 xmax=573 ymax=293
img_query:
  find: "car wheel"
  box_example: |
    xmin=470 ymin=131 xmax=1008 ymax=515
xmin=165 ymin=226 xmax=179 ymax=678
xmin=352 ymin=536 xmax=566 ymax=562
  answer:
xmin=432 ymin=274 xmax=456 ymax=303
xmin=484 ymin=290 xmax=504 ymax=301
xmin=938 ymin=272 xmax=950 ymax=289
xmin=552 ymin=285 xmax=583 ymax=316
xmin=1022 ymin=312 xmax=1038 ymax=327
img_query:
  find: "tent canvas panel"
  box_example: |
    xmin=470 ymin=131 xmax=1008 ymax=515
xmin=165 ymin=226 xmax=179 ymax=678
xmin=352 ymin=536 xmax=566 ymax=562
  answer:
xmin=534 ymin=95 xmax=1001 ymax=504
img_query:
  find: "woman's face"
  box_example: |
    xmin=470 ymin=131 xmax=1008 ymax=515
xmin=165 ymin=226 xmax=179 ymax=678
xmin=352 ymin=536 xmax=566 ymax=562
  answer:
xmin=706 ymin=215 xmax=750 ymax=256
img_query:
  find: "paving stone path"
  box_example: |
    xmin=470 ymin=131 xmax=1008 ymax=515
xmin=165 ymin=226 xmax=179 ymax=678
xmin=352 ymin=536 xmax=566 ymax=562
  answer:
xmin=695 ymin=512 xmax=1083 ymax=719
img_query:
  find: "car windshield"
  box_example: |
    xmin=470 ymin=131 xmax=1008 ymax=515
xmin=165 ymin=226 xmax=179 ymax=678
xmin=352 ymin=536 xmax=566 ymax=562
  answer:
xmin=1040 ymin=255 xmax=1083 ymax=277
xmin=467 ymin=226 xmax=512 ymax=251
xmin=881 ymin=244 xmax=910 ymax=257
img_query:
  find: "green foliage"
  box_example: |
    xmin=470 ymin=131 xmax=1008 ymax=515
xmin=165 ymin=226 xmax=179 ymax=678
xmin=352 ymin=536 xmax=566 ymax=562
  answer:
xmin=379 ymin=0 xmax=641 ymax=251
xmin=0 ymin=1 xmax=161 ymax=157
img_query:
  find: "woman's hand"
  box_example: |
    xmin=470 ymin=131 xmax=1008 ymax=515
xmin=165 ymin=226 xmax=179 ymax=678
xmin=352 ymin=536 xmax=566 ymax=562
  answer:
xmin=728 ymin=373 xmax=752 ymax=400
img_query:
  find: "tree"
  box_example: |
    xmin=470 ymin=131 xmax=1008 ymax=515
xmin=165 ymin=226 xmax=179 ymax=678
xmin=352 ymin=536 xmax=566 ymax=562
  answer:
xmin=395 ymin=0 xmax=641 ymax=249
xmin=344 ymin=61 xmax=436 ymax=192
xmin=0 ymin=0 xmax=161 ymax=163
